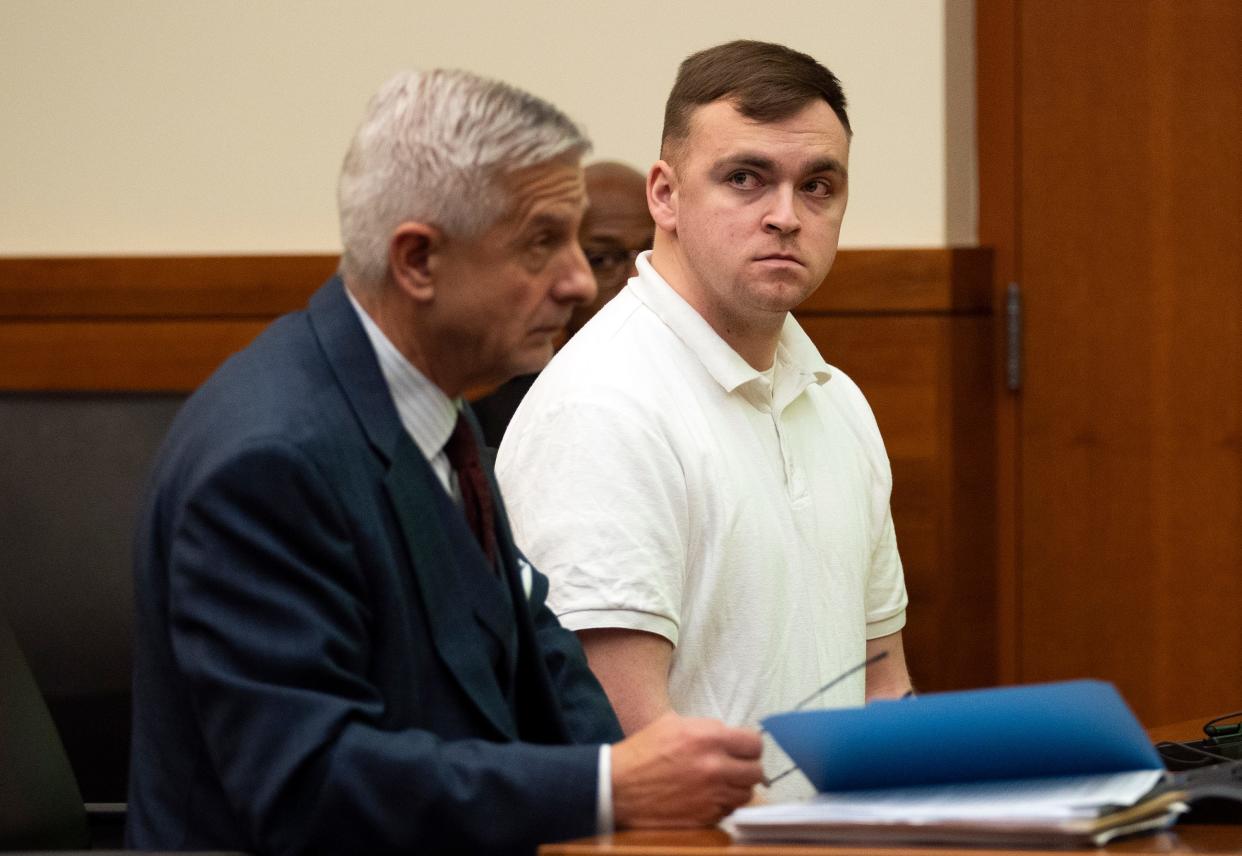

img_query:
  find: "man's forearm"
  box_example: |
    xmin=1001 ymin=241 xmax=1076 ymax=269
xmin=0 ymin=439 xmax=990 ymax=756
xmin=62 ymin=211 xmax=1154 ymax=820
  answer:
xmin=577 ymin=627 xmax=675 ymax=734
xmin=865 ymin=631 xmax=913 ymax=700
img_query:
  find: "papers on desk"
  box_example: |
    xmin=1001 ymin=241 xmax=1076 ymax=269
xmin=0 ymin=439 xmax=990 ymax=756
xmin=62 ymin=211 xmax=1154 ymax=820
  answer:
xmin=727 ymin=772 xmax=1185 ymax=846
xmin=727 ymin=680 xmax=1187 ymax=847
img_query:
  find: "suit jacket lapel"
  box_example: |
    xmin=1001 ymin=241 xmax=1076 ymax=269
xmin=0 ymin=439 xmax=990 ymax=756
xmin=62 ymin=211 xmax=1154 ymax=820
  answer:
xmin=473 ymin=407 xmax=574 ymax=743
xmin=307 ymin=277 xmax=406 ymax=467
xmin=308 ymin=278 xmax=517 ymax=740
xmin=384 ymin=438 xmax=517 ymax=740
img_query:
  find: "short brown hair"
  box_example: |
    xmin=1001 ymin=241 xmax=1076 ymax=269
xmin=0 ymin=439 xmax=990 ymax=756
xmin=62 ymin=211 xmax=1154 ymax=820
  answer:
xmin=660 ymin=40 xmax=851 ymax=159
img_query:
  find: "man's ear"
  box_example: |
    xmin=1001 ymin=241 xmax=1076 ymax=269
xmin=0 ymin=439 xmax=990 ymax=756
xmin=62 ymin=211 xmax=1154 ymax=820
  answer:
xmin=647 ymin=160 xmax=678 ymax=234
xmin=388 ymin=222 xmax=441 ymax=303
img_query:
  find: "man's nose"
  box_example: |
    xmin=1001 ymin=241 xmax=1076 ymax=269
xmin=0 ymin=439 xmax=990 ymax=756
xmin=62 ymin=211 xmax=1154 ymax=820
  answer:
xmin=557 ymin=244 xmax=598 ymax=305
xmin=762 ymin=186 xmax=801 ymax=234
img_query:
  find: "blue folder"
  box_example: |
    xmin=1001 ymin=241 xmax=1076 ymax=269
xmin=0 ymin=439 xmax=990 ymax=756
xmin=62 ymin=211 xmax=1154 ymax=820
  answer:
xmin=762 ymin=679 xmax=1163 ymax=793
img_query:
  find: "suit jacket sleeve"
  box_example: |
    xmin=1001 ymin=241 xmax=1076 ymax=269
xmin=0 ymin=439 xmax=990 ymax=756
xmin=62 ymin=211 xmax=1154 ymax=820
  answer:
xmin=522 ymin=559 xmax=624 ymax=745
xmin=166 ymin=438 xmax=599 ymax=856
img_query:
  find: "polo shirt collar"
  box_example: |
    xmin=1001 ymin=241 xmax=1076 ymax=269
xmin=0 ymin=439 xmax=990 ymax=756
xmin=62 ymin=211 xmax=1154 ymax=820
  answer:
xmin=629 ymin=252 xmax=833 ymax=398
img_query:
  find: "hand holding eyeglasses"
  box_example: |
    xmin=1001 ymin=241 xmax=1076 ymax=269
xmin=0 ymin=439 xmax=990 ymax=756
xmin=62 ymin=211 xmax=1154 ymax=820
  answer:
xmin=611 ymin=711 xmax=764 ymax=828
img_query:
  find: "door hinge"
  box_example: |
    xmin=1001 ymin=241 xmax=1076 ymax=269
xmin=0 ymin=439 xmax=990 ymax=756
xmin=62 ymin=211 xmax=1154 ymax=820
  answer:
xmin=1006 ymin=282 xmax=1022 ymax=392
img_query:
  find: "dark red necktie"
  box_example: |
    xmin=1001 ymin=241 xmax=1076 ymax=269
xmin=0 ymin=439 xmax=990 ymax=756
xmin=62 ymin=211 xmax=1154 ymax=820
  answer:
xmin=443 ymin=412 xmax=497 ymax=565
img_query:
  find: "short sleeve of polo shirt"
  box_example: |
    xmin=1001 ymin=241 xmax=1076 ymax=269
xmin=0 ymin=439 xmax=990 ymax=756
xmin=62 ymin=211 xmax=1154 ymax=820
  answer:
xmin=497 ymin=396 xmax=691 ymax=646
xmin=865 ymin=504 xmax=907 ymax=638
xmin=826 ymin=370 xmax=908 ymax=639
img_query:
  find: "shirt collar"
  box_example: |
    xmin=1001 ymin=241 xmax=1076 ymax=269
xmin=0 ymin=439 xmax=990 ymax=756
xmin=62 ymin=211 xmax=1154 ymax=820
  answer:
xmin=346 ymin=288 xmax=458 ymax=463
xmin=628 ymin=252 xmax=833 ymax=398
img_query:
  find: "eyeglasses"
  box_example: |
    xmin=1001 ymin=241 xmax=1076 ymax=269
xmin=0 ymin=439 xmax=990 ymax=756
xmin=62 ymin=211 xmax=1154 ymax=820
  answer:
xmin=762 ymin=650 xmax=889 ymax=787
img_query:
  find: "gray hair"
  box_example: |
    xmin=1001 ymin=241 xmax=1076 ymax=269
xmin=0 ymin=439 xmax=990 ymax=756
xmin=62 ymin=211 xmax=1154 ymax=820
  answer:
xmin=337 ymin=69 xmax=591 ymax=286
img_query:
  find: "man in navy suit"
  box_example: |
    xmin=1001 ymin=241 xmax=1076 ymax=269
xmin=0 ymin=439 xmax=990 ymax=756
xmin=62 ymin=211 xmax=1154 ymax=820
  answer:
xmin=126 ymin=69 xmax=763 ymax=856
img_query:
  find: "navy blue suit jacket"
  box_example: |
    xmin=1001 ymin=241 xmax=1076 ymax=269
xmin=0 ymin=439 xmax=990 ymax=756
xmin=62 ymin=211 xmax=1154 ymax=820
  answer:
xmin=127 ymin=277 xmax=622 ymax=855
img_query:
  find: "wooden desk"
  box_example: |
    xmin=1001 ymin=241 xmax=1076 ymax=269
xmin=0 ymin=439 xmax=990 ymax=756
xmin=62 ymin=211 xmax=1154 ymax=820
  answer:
xmin=540 ymin=718 xmax=1240 ymax=856
xmin=1147 ymin=716 xmax=1214 ymax=745
xmin=541 ymin=824 xmax=1240 ymax=855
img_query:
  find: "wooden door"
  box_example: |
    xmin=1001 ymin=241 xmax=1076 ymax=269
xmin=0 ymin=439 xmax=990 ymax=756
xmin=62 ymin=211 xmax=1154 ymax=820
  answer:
xmin=980 ymin=0 xmax=1242 ymax=725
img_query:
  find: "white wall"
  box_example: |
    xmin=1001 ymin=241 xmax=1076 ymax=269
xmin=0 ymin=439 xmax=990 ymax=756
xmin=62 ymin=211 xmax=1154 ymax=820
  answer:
xmin=0 ymin=0 xmax=976 ymax=255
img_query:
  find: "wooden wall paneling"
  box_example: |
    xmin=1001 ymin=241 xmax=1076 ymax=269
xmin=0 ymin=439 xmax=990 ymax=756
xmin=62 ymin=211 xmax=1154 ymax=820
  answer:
xmin=0 ymin=320 xmax=271 ymax=392
xmin=944 ymin=315 xmax=999 ymax=690
xmin=1016 ymin=1 xmax=1242 ymax=724
xmin=0 ymin=255 xmax=337 ymax=392
xmin=975 ymin=0 xmax=1022 ymax=684
xmin=800 ymin=248 xmax=992 ymax=314
xmin=0 ymin=251 xmax=992 ymax=392
xmin=0 ymin=255 xmax=335 ymax=317
xmin=1140 ymin=4 xmax=1242 ymax=721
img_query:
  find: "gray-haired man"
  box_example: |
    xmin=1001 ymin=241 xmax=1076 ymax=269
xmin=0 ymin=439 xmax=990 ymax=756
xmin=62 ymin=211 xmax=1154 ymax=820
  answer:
xmin=127 ymin=69 xmax=762 ymax=856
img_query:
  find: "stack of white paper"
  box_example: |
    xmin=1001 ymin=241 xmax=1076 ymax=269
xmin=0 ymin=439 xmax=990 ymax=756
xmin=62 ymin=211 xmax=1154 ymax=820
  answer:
xmin=742 ymin=769 xmax=1162 ymax=822
xmin=727 ymin=770 xmax=1185 ymax=846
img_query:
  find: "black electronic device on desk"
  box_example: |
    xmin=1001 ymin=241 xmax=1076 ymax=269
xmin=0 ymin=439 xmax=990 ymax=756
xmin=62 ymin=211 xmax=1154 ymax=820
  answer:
xmin=1157 ymin=711 xmax=1242 ymax=824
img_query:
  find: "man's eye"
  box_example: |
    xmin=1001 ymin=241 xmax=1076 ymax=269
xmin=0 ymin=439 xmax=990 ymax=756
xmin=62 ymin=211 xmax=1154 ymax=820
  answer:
xmin=530 ymin=232 xmax=560 ymax=250
xmin=804 ymin=178 xmax=833 ymax=198
xmin=585 ymin=248 xmax=631 ymax=272
xmin=727 ymin=171 xmax=759 ymax=189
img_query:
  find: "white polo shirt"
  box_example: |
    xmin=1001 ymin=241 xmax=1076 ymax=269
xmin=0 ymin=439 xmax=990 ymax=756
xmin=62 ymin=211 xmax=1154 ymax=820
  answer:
xmin=496 ymin=254 xmax=907 ymax=799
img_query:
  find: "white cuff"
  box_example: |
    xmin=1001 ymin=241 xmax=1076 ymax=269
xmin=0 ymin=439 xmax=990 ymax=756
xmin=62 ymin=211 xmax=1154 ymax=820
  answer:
xmin=596 ymin=744 xmax=614 ymax=834
xmin=865 ymin=608 xmax=907 ymax=639
xmin=558 ymin=608 xmax=679 ymax=647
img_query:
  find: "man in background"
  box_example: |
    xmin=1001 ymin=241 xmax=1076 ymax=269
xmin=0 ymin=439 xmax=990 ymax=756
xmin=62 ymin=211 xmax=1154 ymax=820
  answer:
xmin=473 ymin=161 xmax=653 ymax=448
xmin=127 ymin=68 xmax=762 ymax=856
xmin=570 ymin=161 xmax=655 ymax=336
xmin=497 ymin=41 xmax=912 ymax=799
